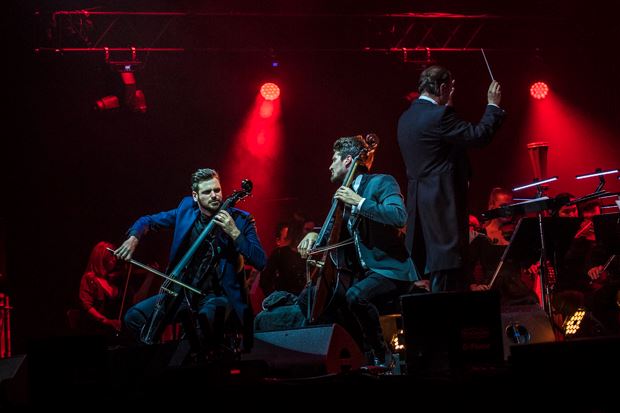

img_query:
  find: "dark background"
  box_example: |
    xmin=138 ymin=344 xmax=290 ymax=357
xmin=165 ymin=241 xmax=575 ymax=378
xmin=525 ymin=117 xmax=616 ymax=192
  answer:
xmin=4 ymin=0 xmax=619 ymax=352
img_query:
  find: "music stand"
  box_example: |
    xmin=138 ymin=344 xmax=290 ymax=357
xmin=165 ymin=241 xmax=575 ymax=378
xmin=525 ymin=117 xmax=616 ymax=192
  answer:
xmin=480 ymin=196 xmax=566 ymax=220
xmin=509 ymin=177 xmax=559 ymax=317
xmin=488 ymin=217 xmax=583 ymax=316
xmin=593 ymin=213 xmax=620 ymax=255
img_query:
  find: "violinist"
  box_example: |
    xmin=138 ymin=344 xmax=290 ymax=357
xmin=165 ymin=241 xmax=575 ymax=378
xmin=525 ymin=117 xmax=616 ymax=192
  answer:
xmin=556 ymin=192 xmax=579 ymax=218
xmin=78 ymin=241 xmax=124 ymax=335
xmin=297 ymin=135 xmax=419 ymax=367
xmin=556 ymin=200 xmax=603 ymax=292
xmin=467 ymin=187 xmax=539 ymax=305
xmin=552 ymin=199 xmax=620 ymax=334
xmin=115 ymin=168 xmax=267 ymax=349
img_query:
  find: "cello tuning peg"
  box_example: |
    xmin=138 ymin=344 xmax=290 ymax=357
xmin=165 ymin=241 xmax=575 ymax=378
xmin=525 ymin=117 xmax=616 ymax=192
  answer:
xmin=365 ymin=133 xmax=380 ymax=148
xmin=241 ymin=179 xmax=253 ymax=193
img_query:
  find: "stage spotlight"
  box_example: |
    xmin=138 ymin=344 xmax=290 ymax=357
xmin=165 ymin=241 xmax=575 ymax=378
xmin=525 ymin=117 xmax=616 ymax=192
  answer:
xmin=563 ymin=308 xmax=586 ymax=336
xmin=553 ymin=289 xmax=608 ymax=338
xmin=120 ymin=71 xmax=147 ymax=113
xmin=260 ymin=82 xmax=280 ymax=101
xmin=94 ymin=68 xmax=147 ymax=113
xmin=94 ymin=95 xmax=120 ymax=111
xmin=125 ymin=88 xmax=147 ymax=113
xmin=390 ymin=329 xmax=406 ymax=352
xmin=530 ymin=81 xmax=549 ymax=99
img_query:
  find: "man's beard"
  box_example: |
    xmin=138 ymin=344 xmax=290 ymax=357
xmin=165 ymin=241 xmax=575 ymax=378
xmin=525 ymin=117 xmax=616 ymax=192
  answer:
xmin=330 ymin=172 xmax=343 ymax=184
xmin=202 ymin=199 xmax=221 ymax=213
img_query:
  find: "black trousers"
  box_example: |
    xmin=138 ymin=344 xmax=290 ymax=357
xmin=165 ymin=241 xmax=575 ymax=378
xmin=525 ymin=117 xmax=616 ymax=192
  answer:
xmin=299 ymin=270 xmax=412 ymax=357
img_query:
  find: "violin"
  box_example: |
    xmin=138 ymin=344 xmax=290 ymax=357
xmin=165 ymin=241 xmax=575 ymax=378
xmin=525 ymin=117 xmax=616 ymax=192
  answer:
xmin=588 ymin=254 xmax=617 ymax=291
xmin=305 ymin=134 xmax=378 ymax=323
xmin=574 ymin=219 xmax=595 ymax=241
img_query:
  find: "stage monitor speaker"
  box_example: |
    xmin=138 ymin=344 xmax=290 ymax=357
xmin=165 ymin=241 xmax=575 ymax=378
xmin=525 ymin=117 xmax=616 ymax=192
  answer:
xmin=26 ymin=335 xmax=108 ymax=402
xmin=249 ymin=323 xmax=364 ymax=377
xmin=0 ymin=355 xmax=28 ymax=407
xmin=401 ymin=290 xmax=504 ymax=374
xmin=509 ymin=336 xmax=620 ymax=398
xmin=500 ymin=305 xmax=555 ymax=360
xmin=0 ymin=354 xmax=26 ymax=383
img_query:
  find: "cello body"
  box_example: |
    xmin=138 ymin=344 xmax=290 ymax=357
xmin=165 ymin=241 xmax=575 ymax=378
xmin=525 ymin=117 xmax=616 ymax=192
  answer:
xmin=139 ymin=180 xmax=253 ymax=344
xmin=307 ymin=134 xmax=378 ymax=323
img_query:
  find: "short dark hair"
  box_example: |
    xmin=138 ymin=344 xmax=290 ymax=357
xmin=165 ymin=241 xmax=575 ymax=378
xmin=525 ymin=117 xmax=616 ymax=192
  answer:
xmin=580 ymin=200 xmax=601 ymax=215
xmin=333 ymin=135 xmax=374 ymax=171
xmin=556 ymin=192 xmax=575 ymax=200
xmin=191 ymin=168 xmax=220 ymax=192
xmin=488 ymin=187 xmax=512 ymax=209
xmin=418 ymin=65 xmax=452 ymax=95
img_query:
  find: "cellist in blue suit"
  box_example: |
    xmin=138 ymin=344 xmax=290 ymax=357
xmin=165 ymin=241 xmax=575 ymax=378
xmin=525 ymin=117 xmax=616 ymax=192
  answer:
xmin=115 ymin=168 xmax=266 ymax=349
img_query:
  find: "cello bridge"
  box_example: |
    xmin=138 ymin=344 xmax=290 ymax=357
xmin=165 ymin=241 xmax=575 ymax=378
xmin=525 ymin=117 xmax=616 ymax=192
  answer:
xmin=307 ymin=259 xmax=325 ymax=268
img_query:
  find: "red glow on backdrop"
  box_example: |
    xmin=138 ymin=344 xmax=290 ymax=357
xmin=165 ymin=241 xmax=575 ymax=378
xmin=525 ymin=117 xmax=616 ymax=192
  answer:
xmin=260 ymin=82 xmax=280 ymax=101
xmin=223 ymin=93 xmax=283 ymax=251
xmin=259 ymin=100 xmax=274 ymax=118
xmin=530 ymin=82 xmax=549 ymax=99
xmin=240 ymin=96 xmax=281 ymax=158
xmin=521 ymin=93 xmax=620 ymax=197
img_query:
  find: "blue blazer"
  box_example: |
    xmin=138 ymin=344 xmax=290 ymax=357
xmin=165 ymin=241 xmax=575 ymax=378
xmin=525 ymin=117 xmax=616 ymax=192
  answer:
xmin=127 ymin=196 xmax=267 ymax=320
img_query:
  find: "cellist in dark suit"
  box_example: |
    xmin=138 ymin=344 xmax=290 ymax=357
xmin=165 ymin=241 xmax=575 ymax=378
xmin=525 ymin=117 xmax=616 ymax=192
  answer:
xmin=298 ymin=135 xmax=419 ymax=367
xmin=397 ymin=65 xmax=505 ymax=292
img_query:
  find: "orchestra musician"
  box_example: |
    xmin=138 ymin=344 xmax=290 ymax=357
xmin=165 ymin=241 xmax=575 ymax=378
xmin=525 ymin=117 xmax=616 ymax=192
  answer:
xmin=467 ymin=187 xmax=539 ymax=305
xmin=297 ymin=135 xmax=419 ymax=367
xmin=78 ymin=241 xmax=124 ymax=334
xmin=553 ymin=199 xmax=620 ymax=334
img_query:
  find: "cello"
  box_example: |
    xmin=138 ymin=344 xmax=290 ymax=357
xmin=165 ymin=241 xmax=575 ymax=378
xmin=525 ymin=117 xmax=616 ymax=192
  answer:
xmin=306 ymin=134 xmax=378 ymax=323
xmin=118 ymin=179 xmax=253 ymax=344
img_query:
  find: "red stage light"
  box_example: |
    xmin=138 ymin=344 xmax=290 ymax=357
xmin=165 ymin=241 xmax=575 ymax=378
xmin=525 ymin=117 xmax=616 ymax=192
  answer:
xmin=94 ymin=95 xmax=120 ymax=111
xmin=260 ymin=82 xmax=280 ymax=101
xmin=530 ymin=82 xmax=549 ymax=100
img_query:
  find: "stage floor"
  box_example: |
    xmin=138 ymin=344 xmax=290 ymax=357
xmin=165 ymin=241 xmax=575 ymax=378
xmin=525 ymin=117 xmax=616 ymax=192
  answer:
xmin=2 ymin=333 xmax=620 ymax=410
